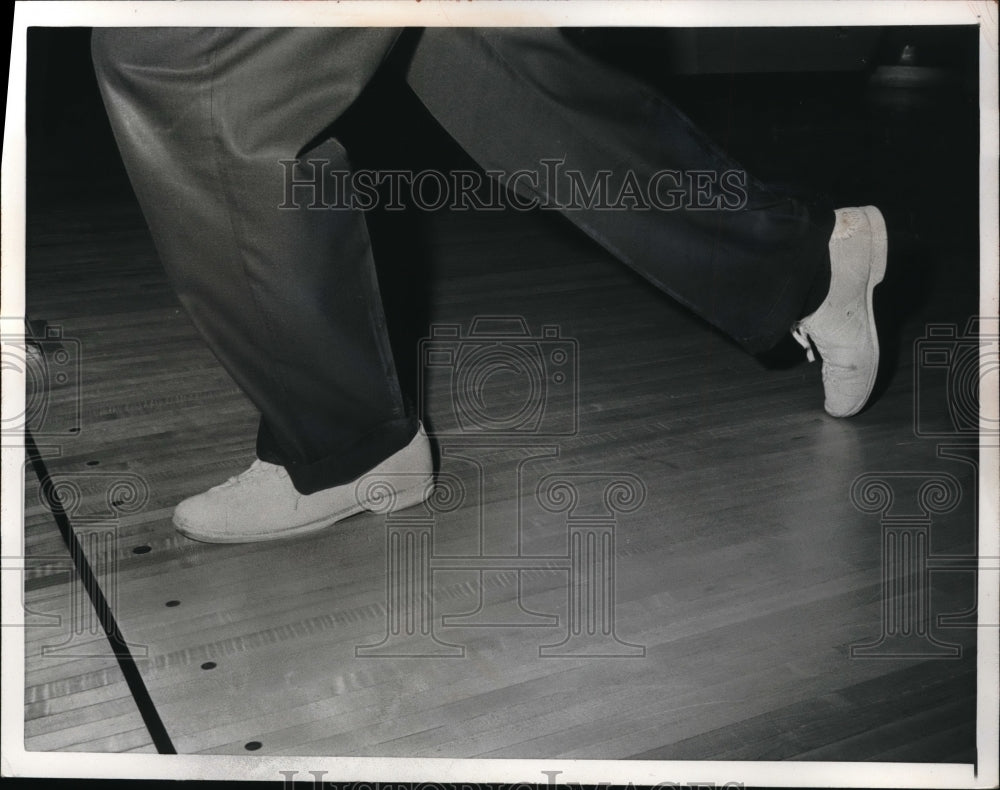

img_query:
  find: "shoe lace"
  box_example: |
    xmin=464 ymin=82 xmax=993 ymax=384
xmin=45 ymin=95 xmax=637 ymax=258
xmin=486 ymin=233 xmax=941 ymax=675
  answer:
xmin=218 ymin=459 xmax=280 ymax=488
xmin=793 ymin=325 xmax=854 ymax=381
xmin=791 ymin=324 xmax=816 ymax=363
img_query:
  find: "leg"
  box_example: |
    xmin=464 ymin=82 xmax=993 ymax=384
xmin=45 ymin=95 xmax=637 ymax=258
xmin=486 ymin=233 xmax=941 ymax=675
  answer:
xmin=405 ymin=29 xmax=886 ymax=416
xmin=404 ymin=28 xmax=833 ymax=353
xmin=92 ymin=28 xmax=418 ymax=494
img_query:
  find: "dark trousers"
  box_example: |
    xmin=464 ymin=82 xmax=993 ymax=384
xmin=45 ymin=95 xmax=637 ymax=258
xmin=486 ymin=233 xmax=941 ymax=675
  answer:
xmin=91 ymin=27 xmax=832 ymax=494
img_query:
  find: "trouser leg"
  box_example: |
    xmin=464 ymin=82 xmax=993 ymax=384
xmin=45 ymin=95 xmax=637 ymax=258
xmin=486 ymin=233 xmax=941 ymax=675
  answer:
xmin=91 ymin=28 xmax=416 ymax=494
xmin=406 ymin=28 xmax=832 ymax=353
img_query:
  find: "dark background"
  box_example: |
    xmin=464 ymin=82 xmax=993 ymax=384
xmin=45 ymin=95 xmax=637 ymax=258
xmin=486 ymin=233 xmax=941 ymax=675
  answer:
xmin=20 ymin=25 xmax=982 ymax=387
xmin=23 ymin=25 xmax=979 ymax=209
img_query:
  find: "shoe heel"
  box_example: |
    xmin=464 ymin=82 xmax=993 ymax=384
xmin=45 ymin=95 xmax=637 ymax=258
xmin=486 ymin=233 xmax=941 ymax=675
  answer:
xmin=865 ymin=205 xmax=888 ymax=284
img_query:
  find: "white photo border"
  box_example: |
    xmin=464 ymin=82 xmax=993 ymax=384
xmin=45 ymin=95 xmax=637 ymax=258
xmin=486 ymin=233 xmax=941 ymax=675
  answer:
xmin=3 ymin=2 xmax=998 ymax=787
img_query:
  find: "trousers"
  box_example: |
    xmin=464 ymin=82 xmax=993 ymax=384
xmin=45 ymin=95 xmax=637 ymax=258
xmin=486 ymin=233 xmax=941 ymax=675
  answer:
xmin=91 ymin=27 xmax=833 ymax=494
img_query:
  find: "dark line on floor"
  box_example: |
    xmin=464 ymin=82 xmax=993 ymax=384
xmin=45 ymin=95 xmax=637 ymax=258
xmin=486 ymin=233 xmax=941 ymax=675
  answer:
xmin=25 ymin=430 xmax=177 ymax=755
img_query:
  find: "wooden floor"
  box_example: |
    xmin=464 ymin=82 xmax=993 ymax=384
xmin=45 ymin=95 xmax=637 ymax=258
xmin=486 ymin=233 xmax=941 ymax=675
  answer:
xmin=22 ymin=203 xmax=981 ymax=761
xmin=20 ymin=49 xmax=983 ymax=763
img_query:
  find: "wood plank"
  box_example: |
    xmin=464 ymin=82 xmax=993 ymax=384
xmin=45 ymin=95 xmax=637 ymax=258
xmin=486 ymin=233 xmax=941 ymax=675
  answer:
xmin=21 ymin=40 xmax=983 ymax=761
xmin=23 ymin=197 xmax=980 ymax=760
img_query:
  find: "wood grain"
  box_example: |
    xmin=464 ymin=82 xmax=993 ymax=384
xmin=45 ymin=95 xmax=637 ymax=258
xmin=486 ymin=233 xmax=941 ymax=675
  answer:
xmin=21 ymin=45 xmax=982 ymax=760
xmin=23 ymin=196 xmax=979 ymax=760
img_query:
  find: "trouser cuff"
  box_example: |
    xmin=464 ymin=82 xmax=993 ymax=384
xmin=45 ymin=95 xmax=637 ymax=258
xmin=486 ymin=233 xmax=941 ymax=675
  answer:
xmin=257 ymin=415 xmax=420 ymax=495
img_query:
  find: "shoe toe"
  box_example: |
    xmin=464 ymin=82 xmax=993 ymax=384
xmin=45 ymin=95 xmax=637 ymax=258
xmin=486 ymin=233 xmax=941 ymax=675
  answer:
xmin=820 ymin=347 xmax=876 ymax=417
xmin=173 ymin=492 xmax=229 ymax=539
xmin=823 ymin=373 xmax=868 ymax=417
